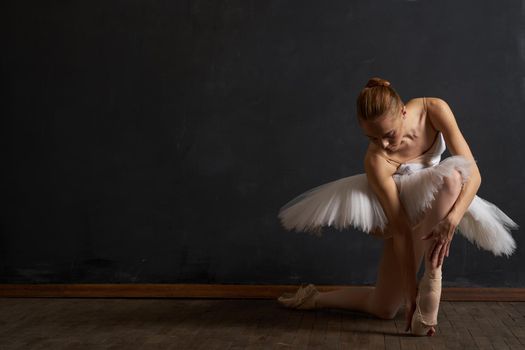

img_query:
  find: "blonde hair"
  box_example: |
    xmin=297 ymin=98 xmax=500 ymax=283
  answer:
xmin=356 ymin=77 xmax=403 ymax=123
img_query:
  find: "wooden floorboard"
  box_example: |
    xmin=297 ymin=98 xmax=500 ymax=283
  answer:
xmin=0 ymin=298 xmax=524 ymax=349
xmin=2 ymin=284 xmax=525 ymax=301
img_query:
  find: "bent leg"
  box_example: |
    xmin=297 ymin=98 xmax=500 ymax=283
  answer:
xmin=314 ymin=169 xmax=463 ymax=320
xmin=411 ymin=169 xmax=463 ymax=335
xmin=412 ymin=169 xmax=464 ymax=239
xmin=315 ymin=236 xmax=425 ymax=319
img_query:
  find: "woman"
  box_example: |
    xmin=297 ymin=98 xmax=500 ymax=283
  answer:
xmin=276 ymin=77 xmax=518 ymax=336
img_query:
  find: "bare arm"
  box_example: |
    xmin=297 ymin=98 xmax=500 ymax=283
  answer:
xmin=425 ymin=97 xmax=482 ymax=225
xmin=448 ymin=178 xmax=481 ymax=224
xmin=365 ymin=154 xmax=418 ymax=303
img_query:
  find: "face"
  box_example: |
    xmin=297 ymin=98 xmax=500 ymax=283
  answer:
xmin=360 ymin=108 xmax=405 ymax=152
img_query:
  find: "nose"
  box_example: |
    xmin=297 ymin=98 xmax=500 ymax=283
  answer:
xmin=381 ymin=139 xmax=389 ymax=149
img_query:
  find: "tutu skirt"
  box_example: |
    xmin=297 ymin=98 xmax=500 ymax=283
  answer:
xmin=278 ymin=155 xmax=518 ymax=257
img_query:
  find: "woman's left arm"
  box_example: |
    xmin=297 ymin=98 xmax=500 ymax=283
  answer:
xmin=423 ymin=97 xmax=482 ymax=267
xmin=447 ymin=168 xmax=481 ymax=229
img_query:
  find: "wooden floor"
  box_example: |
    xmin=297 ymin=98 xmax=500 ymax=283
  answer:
xmin=0 ymin=298 xmax=524 ymax=349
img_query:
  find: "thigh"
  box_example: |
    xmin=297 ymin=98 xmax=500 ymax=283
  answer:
xmin=371 ymin=238 xmax=403 ymax=308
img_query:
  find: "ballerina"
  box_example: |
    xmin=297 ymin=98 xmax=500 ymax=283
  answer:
xmin=276 ymin=77 xmax=518 ymax=336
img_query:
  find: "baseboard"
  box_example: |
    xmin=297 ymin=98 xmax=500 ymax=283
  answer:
xmin=0 ymin=284 xmax=524 ymax=301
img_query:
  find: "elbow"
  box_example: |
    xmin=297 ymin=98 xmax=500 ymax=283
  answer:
xmin=465 ymin=174 xmax=481 ymax=193
xmin=476 ymin=164 xmax=482 ymax=184
xmin=468 ymin=164 xmax=482 ymax=188
xmin=475 ymin=169 xmax=482 ymax=188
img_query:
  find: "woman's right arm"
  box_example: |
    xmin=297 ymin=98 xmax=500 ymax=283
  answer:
xmin=364 ymin=154 xmax=418 ymax=304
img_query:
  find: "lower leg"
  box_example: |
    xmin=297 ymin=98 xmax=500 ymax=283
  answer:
xmin=314 ymin=286 xmax=374 ymax=313
xmin=410 ymin=171 xmax=462 ymax=335
xmin=411 ymin=242 xmax=443 ymax=335
xmin=419 ymin=251 xmax=443 ymax=325
xmin=315 ymin=237 xmax=424 ymax=319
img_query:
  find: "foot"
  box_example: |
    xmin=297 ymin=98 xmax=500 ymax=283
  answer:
xmin=410 ymin=303 xmax=438 ymax=336
xmin=411 ymin=313 xmax=437 ymax=336
xmin=277 ymin=284 xmax=320 ymax=310
xmin=410 ymin=268 xmax=442 ymax=336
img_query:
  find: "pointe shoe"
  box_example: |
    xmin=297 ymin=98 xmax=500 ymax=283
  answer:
xmin=411 ymin=270 xmax=441 ymax=336
xmin=411 ymin=306 xmax=437 ymax=336
xmin=277 ymin=284 xmax=320 ymax=310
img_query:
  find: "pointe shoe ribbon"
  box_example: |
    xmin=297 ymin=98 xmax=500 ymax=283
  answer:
xmin=277 ymin=284 xmax=320 ymax=310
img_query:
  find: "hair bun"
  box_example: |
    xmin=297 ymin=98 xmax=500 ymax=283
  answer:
xmin=365 ymin=78 xmax=390 ymax=88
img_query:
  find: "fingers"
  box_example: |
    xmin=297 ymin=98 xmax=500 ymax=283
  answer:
xmin=426 ymin=241 xmax=435 ymax=263
xmin=438 ymin=242 xmax=447 ymax=267
xmin=430 ymin=244 xmax=438 ymax=268
xmin=433 ymin=242 xmax=449 ymax=268
xmin=431 ymin=242 xmax=445 ymax=269
xmin=428 ymin=240 xmax=439 ymax=262
xmin=445 ymin=241 xmax=450 ymax=257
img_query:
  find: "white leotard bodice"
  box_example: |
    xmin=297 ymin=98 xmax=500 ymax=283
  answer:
xmin=389 ymin=131 xmax=446 ymax=176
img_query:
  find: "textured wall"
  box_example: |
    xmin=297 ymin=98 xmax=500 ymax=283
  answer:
xmin=2 ymin=0 xmax=523 ymax=287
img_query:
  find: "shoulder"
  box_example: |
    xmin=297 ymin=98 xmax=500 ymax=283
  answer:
xmin=421 ymin=97 xmax=457 ymax=132
xmin=423 ymin=97 xmax=478 ymax=163
xmin=364 ymin=151 xmax=396 ymax=200
xmin=406 ymin=97 xmax=427 ymax=116
xmin=404 ymin=97 xmax=430 ymax=128
xmin=364 ymin=145 xmax=398 ymax=174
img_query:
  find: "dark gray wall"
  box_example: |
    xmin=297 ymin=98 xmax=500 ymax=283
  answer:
xmin=2 ymin=0 xmax=523 ymax=287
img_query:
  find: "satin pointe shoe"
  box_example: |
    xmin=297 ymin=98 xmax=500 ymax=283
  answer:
xmin=411 ymin=306 xmax=437 ymax=336
xmin=411 ymin=269 xmax=442 ymax=336
xmin=277 ymin=284 xmax=320 ymax=310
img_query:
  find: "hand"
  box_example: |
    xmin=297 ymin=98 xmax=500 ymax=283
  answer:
xmin=421 ymin=214 xmax=459 ymax=268
xmin=404 ymin=297 xmax=417 ymax=332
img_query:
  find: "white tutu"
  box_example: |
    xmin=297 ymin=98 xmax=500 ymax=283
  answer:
xmin=278 ymin=132 xmax=519 ymax=257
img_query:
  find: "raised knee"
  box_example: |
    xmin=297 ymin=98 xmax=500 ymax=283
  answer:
xmin=442 ymin=169 xmax=463 ymax=193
